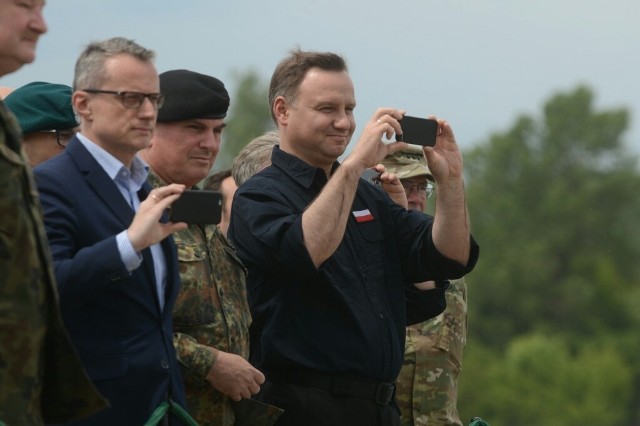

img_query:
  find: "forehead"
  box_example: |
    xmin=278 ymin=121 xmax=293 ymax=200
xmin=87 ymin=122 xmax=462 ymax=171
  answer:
xmin=297 ymin=68 xmax=354 ymax=103
xmin=101 ymin=54 xmax=159 ymax=91
xmin=157 ymin=118 xmax=224 ymax=136
xmin=177 ymin=117 xmax=225 ymax=129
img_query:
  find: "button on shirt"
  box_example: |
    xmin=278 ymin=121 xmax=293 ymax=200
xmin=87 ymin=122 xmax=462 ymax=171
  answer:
xmin=76 ymin=133 xmax=168 ymax=310
xmin=228 ymin=146 xmax=479 ymax=382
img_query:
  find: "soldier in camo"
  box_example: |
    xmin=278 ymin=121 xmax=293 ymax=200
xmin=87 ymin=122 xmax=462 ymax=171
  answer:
xmin=0 ymin=0 xmax=107 ymax=423
xmin=140 ymin=69 xmax=282 ymax=426
xmin=381 ymin=146 xmax=469 ymax=426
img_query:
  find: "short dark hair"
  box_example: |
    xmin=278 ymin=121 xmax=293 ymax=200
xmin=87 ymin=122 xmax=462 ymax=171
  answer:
xmin=73 ymin=37 xmax=155 ymax=91
xmin=268 ymin=48 xmax=347 ymax=124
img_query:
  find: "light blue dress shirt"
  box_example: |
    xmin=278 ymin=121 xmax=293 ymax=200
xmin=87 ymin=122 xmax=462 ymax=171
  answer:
xmin=76 ymin=133 xmax=168 ymax=310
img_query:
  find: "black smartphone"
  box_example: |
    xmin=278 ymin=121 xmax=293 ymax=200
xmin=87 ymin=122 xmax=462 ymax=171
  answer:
xmin=397 ymin=116 xmax=438 ymax=147
xmin=169 ymin=190 xmax=222 ymax=224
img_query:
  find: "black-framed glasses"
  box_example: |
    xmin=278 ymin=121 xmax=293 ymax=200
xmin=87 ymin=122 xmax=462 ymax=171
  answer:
xmin=401 ymin=181 xmax=435 ymax=199
xmin=83 ymin=89 xmax=165 ymax=109
xmin=39 ymin=129 xmax=77 ymax=147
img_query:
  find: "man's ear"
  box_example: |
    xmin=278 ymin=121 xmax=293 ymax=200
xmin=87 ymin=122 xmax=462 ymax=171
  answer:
xmin=273 ymin=96 xmax=289 ymax=126
xmin=72 ymin=91 xmax=92 ymax=122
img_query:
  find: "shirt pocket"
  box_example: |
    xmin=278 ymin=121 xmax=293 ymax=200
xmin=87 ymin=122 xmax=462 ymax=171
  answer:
xmin=174 ymin=242 xmax=217 ymax=325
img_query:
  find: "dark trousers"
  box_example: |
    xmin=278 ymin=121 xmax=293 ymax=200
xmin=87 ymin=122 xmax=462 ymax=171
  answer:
xmin=258 ymin=374 xmax=400 ymax=426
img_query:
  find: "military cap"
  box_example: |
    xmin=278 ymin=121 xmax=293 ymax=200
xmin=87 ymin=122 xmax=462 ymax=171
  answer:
xmin=4 ymin=81 xmax=77 ymax=134
xmin=381 ymin=144 xmax=434 ymax=181
xmin=157 ymin=69 xmax=230 ymax=122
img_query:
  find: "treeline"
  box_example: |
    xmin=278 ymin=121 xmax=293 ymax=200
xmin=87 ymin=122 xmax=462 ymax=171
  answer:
xmin=458 ymin=86 xmax=640 ymax=426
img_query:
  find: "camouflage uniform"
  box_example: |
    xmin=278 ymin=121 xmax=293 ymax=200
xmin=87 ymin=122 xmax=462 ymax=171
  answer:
xmin=0 ymin=102 xmax=106 ymax=424
xmin=396 ymin=278 xmax=468 ymax=426
xmin=148 ymin=173 xmax=281 ymax=426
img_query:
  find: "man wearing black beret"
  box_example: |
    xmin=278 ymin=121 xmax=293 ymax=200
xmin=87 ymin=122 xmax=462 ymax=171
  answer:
xmin=4 ymin=81 xmax=79 ymax=166
xmin=140 ymin=69 xmax=282 ymax=426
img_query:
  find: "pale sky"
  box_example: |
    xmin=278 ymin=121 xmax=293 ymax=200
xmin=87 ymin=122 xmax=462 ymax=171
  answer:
xmin=4 ymin=0 xmax=638 ymax=159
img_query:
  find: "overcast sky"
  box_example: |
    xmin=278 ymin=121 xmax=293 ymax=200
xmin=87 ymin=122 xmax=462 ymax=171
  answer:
xmin=4 ymin=0 xmax=638 ymax=159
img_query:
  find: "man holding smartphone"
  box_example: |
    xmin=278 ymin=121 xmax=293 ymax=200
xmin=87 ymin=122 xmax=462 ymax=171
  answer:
xmin=34 ymin=37 xmax=188 ymax=424
xmin=228 ymin=48 xmax=479 ymax=426
xmin=139 ymin=69 xmax=281 ymax=426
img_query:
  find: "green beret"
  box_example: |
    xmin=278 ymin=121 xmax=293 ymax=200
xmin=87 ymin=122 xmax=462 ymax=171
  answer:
xmin=157 ymin=69 xmax=230 ymax=122
xmin=381 ymin=144 xmax=433 ymax=181
xmin=4 ymin=81 xmax=77 ymax=134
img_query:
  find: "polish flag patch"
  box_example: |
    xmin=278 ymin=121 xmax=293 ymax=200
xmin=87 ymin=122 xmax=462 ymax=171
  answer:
xmin=353 ymin=209 xmax=374 ymax=223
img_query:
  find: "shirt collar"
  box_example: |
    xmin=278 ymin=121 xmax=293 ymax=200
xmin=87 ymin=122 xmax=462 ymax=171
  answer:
xmin=76 ymin=132 xmax=149 ymax=189
xmin=271 ymin=145 xmax=340 ymax=189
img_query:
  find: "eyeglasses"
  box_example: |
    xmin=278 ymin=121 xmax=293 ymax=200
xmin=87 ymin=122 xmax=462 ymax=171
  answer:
xmin=401 ymin=181 xmax=434 ymax=199
xmin=83 ymin=89 xmax=165 ymax=109
xmin=39 ymin=129 xmax=77 ymax=147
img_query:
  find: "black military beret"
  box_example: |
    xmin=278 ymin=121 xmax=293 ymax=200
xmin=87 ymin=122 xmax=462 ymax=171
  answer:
xmin=157 ymin=69 xmax=230 ymax=122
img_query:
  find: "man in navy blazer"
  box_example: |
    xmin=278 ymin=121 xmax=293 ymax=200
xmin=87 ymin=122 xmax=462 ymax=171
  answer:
xmin=35 ymin=37 xmax=188 ymax=425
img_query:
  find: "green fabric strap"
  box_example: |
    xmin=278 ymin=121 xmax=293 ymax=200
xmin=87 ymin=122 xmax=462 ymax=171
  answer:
xmin=143 ymin=400 xmax=199 ymax=426
xmin=469 ymin=418 xmax=490 ymax=426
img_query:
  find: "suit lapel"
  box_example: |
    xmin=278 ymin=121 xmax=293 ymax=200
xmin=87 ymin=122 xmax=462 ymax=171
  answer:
xmin=66 ymin=138 xmax=134 ymax=227
xmin=68 ymin=139 xmax=166 ymax=315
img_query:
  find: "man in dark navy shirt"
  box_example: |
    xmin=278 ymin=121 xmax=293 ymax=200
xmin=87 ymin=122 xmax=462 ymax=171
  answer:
xmin=228 ymin=48 xmax=479 ymax=426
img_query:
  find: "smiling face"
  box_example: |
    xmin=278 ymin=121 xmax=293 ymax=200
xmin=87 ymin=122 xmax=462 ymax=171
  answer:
xmin=142 ymin=117 xmax=226 ymax=188
xmin=0 ymin=0 xmax=47 ymax=76
xmin=275 ymin=68 xmax=356 ymax=171
xmin=73 ymin=54 xmax=160 ymax=167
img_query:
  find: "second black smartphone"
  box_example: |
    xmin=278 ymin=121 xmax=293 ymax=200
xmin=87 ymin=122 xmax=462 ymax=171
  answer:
xmin=169 ymin=190 xmax=222 ymax=225
xmin=397 ymin=116 xmax=438 ymax=147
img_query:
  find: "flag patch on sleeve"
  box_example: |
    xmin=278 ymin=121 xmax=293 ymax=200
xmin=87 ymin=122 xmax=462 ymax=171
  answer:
xmin=353 ymin=209 xmax=374 ymax=223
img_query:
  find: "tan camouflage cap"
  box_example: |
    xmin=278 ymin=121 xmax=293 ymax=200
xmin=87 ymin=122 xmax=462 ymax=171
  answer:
xmin=381 ymin=144 xmax=433 ymax=181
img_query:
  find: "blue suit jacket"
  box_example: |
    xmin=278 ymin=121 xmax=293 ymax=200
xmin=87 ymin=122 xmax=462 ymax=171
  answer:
xmin=34 ymin=137 xmax=186 ymax=425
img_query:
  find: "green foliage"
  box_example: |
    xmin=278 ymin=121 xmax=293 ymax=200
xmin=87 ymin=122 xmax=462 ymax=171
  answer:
xmin=464 ymin=85 xmax=640 ymax=347
xmin=459 ymin=335 xmax=633 ymax=426
xmin=213 ymin=69 xmax=274 ymax=171
xmin=459 ymin=85 xmax=640 ymax=424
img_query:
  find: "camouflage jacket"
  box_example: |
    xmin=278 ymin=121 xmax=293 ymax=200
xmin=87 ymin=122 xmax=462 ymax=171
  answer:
xmin=148 ymin=173 xmax=253 ymax=426
xmin=396 ymin=278 xmax=468 ymax=426
xmin=0 ymin=102 xmax=106 ymax=425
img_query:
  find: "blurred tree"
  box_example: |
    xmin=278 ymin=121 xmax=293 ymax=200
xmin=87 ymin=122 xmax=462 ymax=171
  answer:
xmin=464 ymin=85 xmax=640 ymax=348
xmin=459 ymin=85 xmax=640 ymax=424
xmin=459 ymin=334 xmax=633 ymax=426
xmin=213 ymin=69 xmax=274 ymax=171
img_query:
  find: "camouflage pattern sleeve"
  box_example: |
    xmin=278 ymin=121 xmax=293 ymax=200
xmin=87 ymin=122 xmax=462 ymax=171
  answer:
xmin=396 ymin=278 xmax=468 ymax=426
xmin=147 ymin=170 xmax=264 ymax=425
xmin=173 ymin=332 xmax=217 ymax=382
xmin=0 ymin=103 xmax=107 ymax=424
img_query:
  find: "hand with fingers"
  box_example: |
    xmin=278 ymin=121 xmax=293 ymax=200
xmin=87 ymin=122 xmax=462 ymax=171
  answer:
xmin=206 ymin=350 xmax=266 ymax=401
xmin=127 ymin=183 xmax=188 ymax=251
xmin=421 ymin=117 xmax=464 ymax=184
xmin=372 ymin=163 xmax=408 ymax=209
xmin=346 ymin=108 xmax=409 ymax=171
